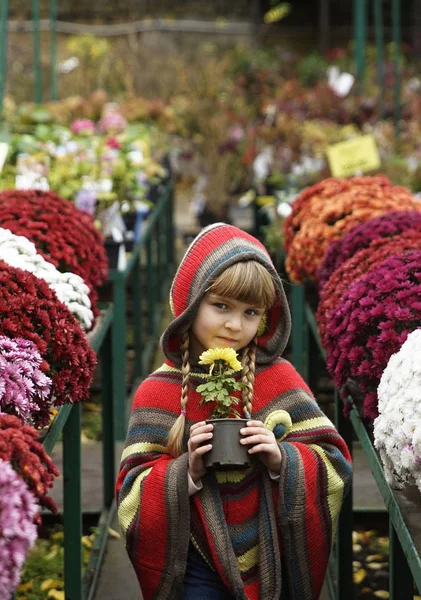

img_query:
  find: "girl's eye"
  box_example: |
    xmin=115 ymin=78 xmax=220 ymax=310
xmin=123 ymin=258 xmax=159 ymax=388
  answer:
xmin=245 ymin=309 xmax=260 ymax=316
xmin=214 ymin=303 xmax=227 ymax=310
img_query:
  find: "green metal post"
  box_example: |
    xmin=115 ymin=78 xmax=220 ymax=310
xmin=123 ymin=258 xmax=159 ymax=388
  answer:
xmin=166 ymin=184 xmax=175 ymax=278
xmin=101 ymin=327 xmax=115 ymax=507
xmin=63 ymin=403 xmax=82 ymax=600
xmin=389 ymin=524 xmax=414 ymax=600
xmin=0 ymin=0 xmax=8 ymax=114
xmin=373 ymin=0 xmax=385 ymax=119
xmin=132 ymin=259 xmax=143 ymax=379
xmin=335 ymin=389 xmax=354 ymax=600
xmin=50 ymin=0 xmax=58 ymax=100
xmin=391 ymin=0 xmax=401 ymax=137
xmin=146 ymin=237 xmax=156 ymax=336
xmin=353 ymin=0 xmax=367 ymax=92
xmin=291 ymin=285 xmax=308 ymax=382
xmin=112 ymin=274 xmax=127 ymax=440
xmin=32 ymin=0 xmax=42 ymax=104
xmin=156 ymin=222 xmax=163 ymax=303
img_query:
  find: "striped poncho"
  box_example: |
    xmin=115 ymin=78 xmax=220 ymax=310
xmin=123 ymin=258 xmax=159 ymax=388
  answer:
xmin=116 ymin=358 xmax=352 ymax=600
xmin=116 ymin=223 xmax=352 ymax=599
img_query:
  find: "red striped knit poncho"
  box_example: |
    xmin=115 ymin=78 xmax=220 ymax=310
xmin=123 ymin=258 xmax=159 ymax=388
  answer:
xmin=116 ymin=223 xmax=352 ymax=600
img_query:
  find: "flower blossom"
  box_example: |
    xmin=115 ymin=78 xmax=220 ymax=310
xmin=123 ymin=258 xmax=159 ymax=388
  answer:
xmin=0 ymin=335 xmax=52 ymax=423
xmin=0 ymin=261 xmax=97 ymax=426
xmin=319 ymin=210 xmax=421 ymax=289
xmin=0 ymin=458 xmax=38 ymax=600
xmin=324 ymin=250 xmax=421 ymax=419
xmin=0 ymin=228 xmax=93 ymax=330
xmin=374 ymin=329 xmax=421 ymax=493
xmin=199 ymin=347 xmax=243 ymax=372
xmin=283 ymin=175 xmax=418 ymax=283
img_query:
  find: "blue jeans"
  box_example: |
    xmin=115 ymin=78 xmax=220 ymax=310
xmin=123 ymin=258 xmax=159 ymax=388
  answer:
xmin=183 ymin=544 xmax=290 ymax=600
xmin=182 ymin=544 xmax=235 ymax=600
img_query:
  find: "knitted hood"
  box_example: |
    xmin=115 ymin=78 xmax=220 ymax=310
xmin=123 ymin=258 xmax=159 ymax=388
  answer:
xmin=161 ymin=223 xmax=291 ymax=365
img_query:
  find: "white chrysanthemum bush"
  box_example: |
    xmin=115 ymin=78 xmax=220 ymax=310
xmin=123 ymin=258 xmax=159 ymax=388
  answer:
xmin=0 ymin=228 xmax=93 ymax=330
xmin=374 ymin=328 xmax=421 ymax=492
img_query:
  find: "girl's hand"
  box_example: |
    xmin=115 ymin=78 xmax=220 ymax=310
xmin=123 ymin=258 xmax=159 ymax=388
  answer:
xmin=240 ymin=420 xmax=282 ymax=474
xmin=187 ymin=421 xmax=213 ymax=483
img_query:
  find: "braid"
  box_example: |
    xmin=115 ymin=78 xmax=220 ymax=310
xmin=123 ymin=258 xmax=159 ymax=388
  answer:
xmin=241 ymin=339 xmax=256 ymax=418
xmin=167 ymin=332 xmax=190 ymax=457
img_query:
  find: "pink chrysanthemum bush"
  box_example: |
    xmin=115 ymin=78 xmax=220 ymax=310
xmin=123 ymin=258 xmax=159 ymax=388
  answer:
xmin=324 ymin=250 xmax=421 ymax=420
xmin=374 ymin=329 xmax=421 ymax=492
xmin=0 ymin=260 xmax=97 ymax=427
xmin=0 ymin=335 xmax=52 ymax=424
xmin=319 ymin=210 xmax=421 ymax=290
xmin=0 ymin=458 xmax=38 ymax=600
xmin=283 ymin=175 xmax=418 ymax=283
xmin=317 ymin=230 xmax=421 ymax=346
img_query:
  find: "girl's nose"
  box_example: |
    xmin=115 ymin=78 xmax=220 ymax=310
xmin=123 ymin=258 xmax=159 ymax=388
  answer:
xmin=225 ymin=314 xmax=242 ymax=331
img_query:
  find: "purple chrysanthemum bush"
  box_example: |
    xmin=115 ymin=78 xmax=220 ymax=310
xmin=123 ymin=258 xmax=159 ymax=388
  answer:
xmin=0 ymin=458 xmax=38 ymax=600
xmin=318 ymin=210 xmax=421 ymax=290
xmin=0 ymin=335 xmax=52 ymax=423
xmin=324 ymin=250 xmax=421 ymax=420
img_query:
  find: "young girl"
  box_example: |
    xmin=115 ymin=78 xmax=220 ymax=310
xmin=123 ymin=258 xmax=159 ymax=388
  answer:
xmin=116 ymin=223 xmax=352 ymax=600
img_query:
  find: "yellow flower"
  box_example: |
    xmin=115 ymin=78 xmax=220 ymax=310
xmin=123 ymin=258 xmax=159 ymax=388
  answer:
xmin=199 ymin=347 xmax=242 ymax=372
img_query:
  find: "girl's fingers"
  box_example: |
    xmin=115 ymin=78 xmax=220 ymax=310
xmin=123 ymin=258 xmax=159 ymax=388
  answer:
xmin=189 ymin=432 xmax=213 ymax=448
xmin=241 ymin=433 xmax=273 ymax=445
xmin=247 ymin=443 xmax=274 ymax=454
xmin=194 ymin=444 xmax=212 ymax=455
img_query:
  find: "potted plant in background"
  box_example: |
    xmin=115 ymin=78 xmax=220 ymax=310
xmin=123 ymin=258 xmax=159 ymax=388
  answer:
xmin=197 ymin=347 xmax=251 ymax=469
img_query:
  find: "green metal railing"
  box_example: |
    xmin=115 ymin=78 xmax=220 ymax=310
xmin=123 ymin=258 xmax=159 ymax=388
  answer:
xmin=290 ymin=284 xmax=421 ymax=600
xmin=107 ymin=180 xmax=175 ymax=440
xmin=11 ymin=303 xmax=115 ymax=600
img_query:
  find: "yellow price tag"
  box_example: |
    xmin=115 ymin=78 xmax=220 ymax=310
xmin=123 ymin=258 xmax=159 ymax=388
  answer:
xmin=326 ymin=134 xmax=381 ymax=178
xmin=256 ymin=195 xmax=275 ymax=207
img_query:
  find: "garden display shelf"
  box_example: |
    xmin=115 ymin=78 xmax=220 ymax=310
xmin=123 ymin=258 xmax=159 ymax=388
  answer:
xmin=10 ymin=303 xmax=115 ymax=600
xmin=291 ymin=284 xmax=421 ymax=600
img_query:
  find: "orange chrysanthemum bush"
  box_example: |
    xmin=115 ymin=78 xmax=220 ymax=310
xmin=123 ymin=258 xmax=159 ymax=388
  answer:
xmin=316 ymin=230 xmax=421 ymax=346
xmin=283 ymin=175 xmax=419 ymax=284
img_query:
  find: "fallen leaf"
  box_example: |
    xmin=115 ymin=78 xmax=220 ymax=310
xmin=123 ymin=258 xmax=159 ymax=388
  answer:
xmin=41 ymin=579 xmax=62 ymax=591
xmin=47 ymin=591 xmax=65 ymax=600
xmin=353 ymin=568 xmax=367 ymax=584
xmin=108 ymin=527 xmax=121 ymax=539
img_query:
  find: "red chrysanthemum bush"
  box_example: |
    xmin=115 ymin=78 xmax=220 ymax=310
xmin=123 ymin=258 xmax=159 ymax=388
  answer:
xmin=283 ymin=175 xmax=417 ymax=283
xmin=0 ymin=414 xmax=59 ymax=518
xmin=0 ymin=260 xmax=97 ymax=427
xmin=319 ymin=210 xmax=421 ymax=290
xmin=317 ymin=230 xmax=421 ymax=346
xmin=324 ymin=250 xmax=421 ymax=420
xmin=0 ymin=189 xmax=108 ymax=316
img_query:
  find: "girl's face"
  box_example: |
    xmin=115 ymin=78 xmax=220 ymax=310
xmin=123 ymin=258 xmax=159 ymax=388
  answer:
xmin=189 ymin=292 xmax=266 ymax=358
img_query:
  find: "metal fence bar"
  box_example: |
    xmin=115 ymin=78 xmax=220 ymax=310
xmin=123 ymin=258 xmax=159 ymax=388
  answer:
xmin=31 ymin=0 xmax=42 ymax=104
xmin=0 ymin=0 xmax=8 ymax=113
xmin=50 ymin=0 xmax=58 ymax=100
xmin=373 ymin=0 xmax=385 ymax=119
xmin=63 ymin=401 xmax=83 ymax=600
xmin=354 ymin=0 xmax=367 ymax=92
xmin=391 ymin=0 xmax=401 ymax=136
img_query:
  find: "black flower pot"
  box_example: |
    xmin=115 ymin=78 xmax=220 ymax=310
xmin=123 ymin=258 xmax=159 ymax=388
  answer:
xmin=203 ymin=418 xmax=251 ymax=470
xmin=104 ymin=239 xmax=122 ymax=270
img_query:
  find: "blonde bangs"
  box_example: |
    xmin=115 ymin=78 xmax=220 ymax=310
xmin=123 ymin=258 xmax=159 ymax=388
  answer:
xmin=209 ymin=261 xmax=276 ymax=309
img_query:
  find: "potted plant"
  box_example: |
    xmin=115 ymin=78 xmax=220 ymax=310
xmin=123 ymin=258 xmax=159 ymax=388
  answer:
xmin=197 ymin=347 xmax=251 ymax=469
